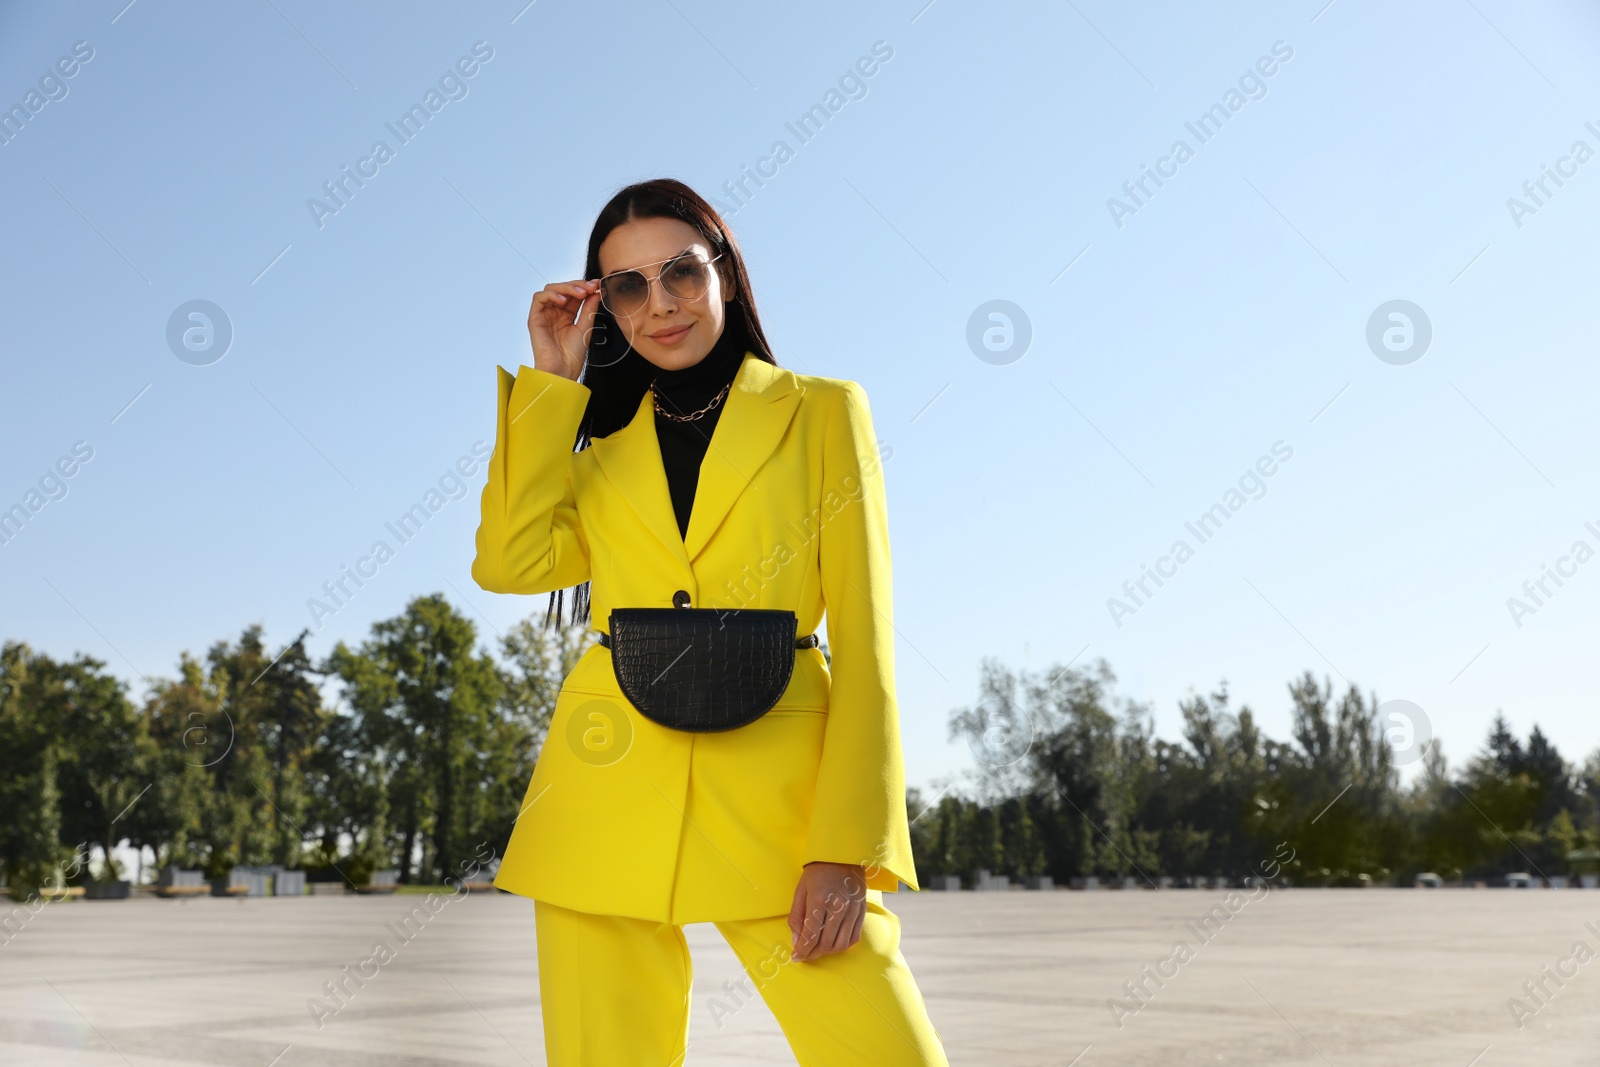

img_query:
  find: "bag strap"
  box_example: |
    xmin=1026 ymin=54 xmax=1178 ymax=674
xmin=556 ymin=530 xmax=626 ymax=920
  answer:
xmin=598 ymin=632 xmax=818 ymax=649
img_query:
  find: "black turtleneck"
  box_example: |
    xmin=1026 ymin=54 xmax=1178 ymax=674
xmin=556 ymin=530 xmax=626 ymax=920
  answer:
xmin=650 ymin=325 xmax=748 ymax=540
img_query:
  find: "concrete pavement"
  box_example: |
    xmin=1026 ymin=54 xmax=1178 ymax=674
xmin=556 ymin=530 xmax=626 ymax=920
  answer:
xmin=0 ymin=886 xmax=1594 ymax=1064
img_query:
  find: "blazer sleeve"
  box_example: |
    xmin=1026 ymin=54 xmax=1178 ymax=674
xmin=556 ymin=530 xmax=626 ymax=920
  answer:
xmin=471 ymin=364 xmax=593 ymax=596
xmin=804 ymin=380 xmax=920 ymax=892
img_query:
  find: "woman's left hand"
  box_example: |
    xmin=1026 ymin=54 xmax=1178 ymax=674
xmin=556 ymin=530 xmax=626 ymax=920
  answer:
xmin=788 ymin=861 xmax=867 ymax=962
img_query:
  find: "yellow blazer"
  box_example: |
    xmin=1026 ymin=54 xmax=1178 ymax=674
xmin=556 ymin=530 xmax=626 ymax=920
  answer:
xmin=472 ymin=350 xmax=918 ymax=923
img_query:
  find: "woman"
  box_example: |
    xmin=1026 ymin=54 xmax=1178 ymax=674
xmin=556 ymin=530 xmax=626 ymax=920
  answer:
xmin=472 ymin=178 xmax=948 ymax=1065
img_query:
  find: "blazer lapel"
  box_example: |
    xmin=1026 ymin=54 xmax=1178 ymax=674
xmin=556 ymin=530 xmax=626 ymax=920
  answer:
xmin=588 ymin=352 xmax=802 ymax=575
xmin=589 ymin=385 xmax=692 ymax=576
xmin=684 ymin=353 xmax=801 ymax=563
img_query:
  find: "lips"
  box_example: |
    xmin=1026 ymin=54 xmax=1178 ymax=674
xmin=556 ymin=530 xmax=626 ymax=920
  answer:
xmin=650 ymin=323 xmax=693 ymax=345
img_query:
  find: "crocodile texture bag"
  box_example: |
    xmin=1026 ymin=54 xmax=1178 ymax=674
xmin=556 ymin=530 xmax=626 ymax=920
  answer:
xmin=606 ymin=606 xmax=801 ymax=732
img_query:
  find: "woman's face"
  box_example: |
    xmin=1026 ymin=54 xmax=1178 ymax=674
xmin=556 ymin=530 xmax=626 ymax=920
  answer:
xmin=596 ymin=216 xmax=734 ymax=371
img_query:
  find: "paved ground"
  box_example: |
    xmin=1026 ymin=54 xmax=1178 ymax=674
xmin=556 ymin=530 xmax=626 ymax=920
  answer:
xmin=0 ymin=886 xmax=1595 ymax=1065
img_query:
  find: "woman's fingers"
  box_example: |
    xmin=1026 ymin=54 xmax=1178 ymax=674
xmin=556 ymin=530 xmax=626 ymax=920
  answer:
xmin=796 ymin=895 xmax=865 ymax=961
xmin=532 ymin=281 xmax=594 ymax=311
xmin=825 ymin=899 xmax=859 ymax=956
xmin=788 ymin=864 xmax=868 ymax=961
xmin=789 ymin=885 xmax=821 ymax=960
xmin=532 ymin=282 xmax=590 ymax=319
xmin=793 ymin=912 xmax=818 ymax=961
xmin=528 ymin=280 xmax=601 ymax=378
xmin=787 ymin=883 xmax=805 ymax=938
xmin=819 ymin=906 xmax=847 ymax=956
xmin=543 ymin=282 xmax=593 ymax=306
xmin=576 ymin=282 xmax=601 ymax=331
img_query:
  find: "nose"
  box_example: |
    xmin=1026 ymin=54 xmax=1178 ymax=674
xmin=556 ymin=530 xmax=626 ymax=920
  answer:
xmin=646 ymin=271 xmax=679 ymax=316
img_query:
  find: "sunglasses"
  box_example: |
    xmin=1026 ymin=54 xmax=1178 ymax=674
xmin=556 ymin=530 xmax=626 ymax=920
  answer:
xmin=597 ymin=250 xmax=726 ymax=319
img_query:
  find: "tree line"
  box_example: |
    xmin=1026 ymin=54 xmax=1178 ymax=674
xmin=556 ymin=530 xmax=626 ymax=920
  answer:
xmin=1 ymin=594 xmax=585 ymax=894
xmin=924 ymin=658 xmax=1596 ymax=887
xmin=2 ymin=595 xmax=1593 ymax=894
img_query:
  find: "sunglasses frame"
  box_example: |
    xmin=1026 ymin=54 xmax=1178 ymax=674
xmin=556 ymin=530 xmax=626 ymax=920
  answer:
xmin=596 ymin=249 xmax=727 ymax=319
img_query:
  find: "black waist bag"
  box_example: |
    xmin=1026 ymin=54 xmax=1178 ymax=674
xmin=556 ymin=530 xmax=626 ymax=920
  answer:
xmin=606 ymin=607 xmax=802 ymax=732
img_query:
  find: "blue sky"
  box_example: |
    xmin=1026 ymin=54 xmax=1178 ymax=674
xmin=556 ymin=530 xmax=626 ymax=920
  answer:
xmin=3 ymin=0 xmax=1599 ymax=793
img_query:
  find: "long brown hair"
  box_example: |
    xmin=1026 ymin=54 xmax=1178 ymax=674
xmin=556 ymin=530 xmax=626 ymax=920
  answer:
xmin=545 ymin=178 xmax=781 ymax=629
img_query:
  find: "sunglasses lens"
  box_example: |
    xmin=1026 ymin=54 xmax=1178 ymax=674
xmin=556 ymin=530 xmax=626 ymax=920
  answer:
xmin=661 ymin=254 xmax=713 ymax=301
xmin=601 ymin=271 xmax=648 ymax=317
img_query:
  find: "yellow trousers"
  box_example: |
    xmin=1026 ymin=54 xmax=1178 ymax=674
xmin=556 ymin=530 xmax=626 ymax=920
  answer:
xmin=534 ymin=895 xmax=950 ymax=1065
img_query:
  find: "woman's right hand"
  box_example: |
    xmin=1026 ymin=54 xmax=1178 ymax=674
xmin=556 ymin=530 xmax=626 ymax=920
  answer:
xmin=527 ymin=279 xmax=602 ymax=381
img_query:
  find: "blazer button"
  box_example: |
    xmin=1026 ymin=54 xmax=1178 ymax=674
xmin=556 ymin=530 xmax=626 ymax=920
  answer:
xmin=672 ymin=589 xmax=691 ymax=609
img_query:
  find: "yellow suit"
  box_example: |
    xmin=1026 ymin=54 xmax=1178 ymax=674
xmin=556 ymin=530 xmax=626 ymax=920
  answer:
xmin=472 ymin=351 xmax=918 ymax=925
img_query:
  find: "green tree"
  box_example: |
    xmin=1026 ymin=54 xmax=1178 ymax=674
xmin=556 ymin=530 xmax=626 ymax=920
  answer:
xmin=326 ymin=595 xmax=503 ymax=883
xmin=1276 ymin=672 xmax=1399 ymax=886
xmin=302 ymin=705 xmax=392 ymax=886
xmin=1132 ymin=682 xmax=1279 ymax=878
xmin=1448 ymin=713 xmax=1553 ymax=880
xmin=139 ymin=629 xmax=317 ymax=878
xmin=48 ymin=654 xmax=156 ymax=883
xmin=142 ymin=653 xmax=229 ymax=872
xmin=0 ymin=643 xmax=71 ymax=894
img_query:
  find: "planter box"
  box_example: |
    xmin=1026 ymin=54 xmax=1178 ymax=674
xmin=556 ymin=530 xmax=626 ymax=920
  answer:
xmin=229 ymin=865 xmax=308 ymax=896
xmin=1024 ymin=875 xmax=1054 ymax=891
xmin=927 ymin=875 xmax=962 ymax=891
xmin=84 ymin=880 xmax=131 ymax=900
xmin=972 ymin=868 xmax=1011 ymax=891
xmin=1069 ymin=876 xmax=1101 ymax=891
xmin=157 ymin=867 xmax=204 ymax=889
xmin=213 ymin=868 xmax=271 ymax=897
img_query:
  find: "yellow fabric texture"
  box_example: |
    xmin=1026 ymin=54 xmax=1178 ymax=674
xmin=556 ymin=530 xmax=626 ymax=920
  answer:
xmin=533 ymin=895 xmax=949 ymax=1066
xmin=473 ymin=352 xmax=918 ymax=924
